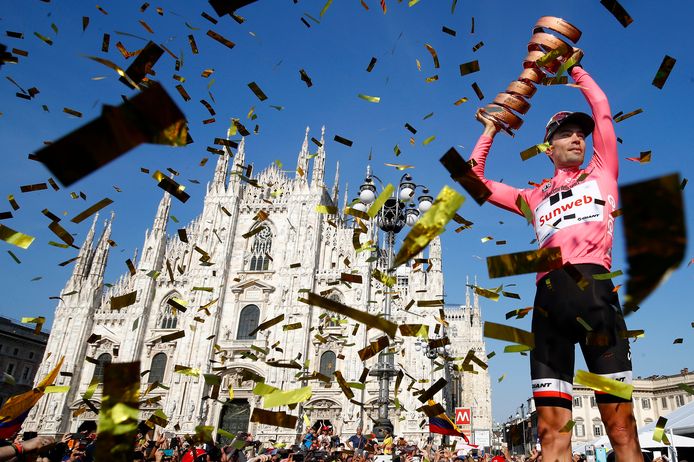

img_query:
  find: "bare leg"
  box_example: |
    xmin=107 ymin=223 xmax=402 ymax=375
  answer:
xmin=597 ymin=402 xmax=643 ymax=461
xmin=536 ymin=406 xmax=572 ymax=462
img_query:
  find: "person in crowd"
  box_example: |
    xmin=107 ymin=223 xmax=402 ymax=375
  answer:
xmin=347 ymin=429 xmax=366 ymax=456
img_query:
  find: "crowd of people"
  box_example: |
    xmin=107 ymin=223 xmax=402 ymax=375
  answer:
xmin=0 ymin=421 xmax=528 ymax=462
xmin=0 ymin=423 xmax=681 ymax=462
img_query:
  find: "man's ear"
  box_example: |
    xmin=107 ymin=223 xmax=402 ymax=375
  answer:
xmin=545 ymin=146 xmax=555 ymax=164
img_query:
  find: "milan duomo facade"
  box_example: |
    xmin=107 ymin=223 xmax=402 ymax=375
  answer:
xmin=25 ymin=127 xmax=492 ymax=444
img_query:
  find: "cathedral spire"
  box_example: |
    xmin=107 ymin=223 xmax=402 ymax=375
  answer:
xmin=152 ymin=189 xmax=171 ymax=234
xmin=212 ymin=145 xmax=230 ymax=192
xmin=235 ymin=137 xmax=246 ymax=174
xmin=88 ymin=212 xmax=114 ymax=283
xmin=296 ymin=126 xmax=310 ymax=181
xmin=465 ymin=276 xmax=471 ymax=308
xmin=331 ymin=161 xmax=340 ymax=204
xmin=342 ymin=182 xmax=349 ymax=211
xmin=311 ymin=126 xmax=326 ymax=187
xmin=70 ymin=213 xmax=99 ymax=283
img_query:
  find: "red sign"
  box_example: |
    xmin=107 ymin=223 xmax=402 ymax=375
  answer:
xmin=454 ymin=407 xmax=471 ymax=426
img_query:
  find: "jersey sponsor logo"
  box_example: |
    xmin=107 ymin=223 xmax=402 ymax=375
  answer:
xmin=534 ymin=180 xmax=604 ymax=244
xmin=532 ymin=382 xmax=551 ymax=389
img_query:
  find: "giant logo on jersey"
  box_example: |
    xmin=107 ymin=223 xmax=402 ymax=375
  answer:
xmin=534 ymin=180 xmax=604 ymax=244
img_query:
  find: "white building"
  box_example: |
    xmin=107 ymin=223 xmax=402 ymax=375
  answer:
xmin=24 ymin=127 xmax=492 ymax=443
xmin=571 ymin=368 xmax=694 ymax=443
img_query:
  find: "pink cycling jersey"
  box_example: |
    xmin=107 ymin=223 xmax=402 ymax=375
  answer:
xmin=470 ymin=67 xmax=619 ymax=282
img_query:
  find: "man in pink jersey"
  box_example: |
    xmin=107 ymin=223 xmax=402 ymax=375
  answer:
xmin=470 ymin=50 xmax=643 ymax=461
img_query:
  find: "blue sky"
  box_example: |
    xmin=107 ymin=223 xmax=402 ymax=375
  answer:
xmin=1 ymin=0 xmax=692 ymax=424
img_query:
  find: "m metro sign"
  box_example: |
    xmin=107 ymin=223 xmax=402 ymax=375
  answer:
xmin=454 ymin=407 xmax=472 ymax=426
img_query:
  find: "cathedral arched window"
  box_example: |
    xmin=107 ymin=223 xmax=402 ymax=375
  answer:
xmin=159 ymin=303 xmax=178 ymax=330
xmin=319 ymin=351 xmax=336 ymax=377
xmin=325 ymin=292 xmax=343 ymax=327
xmin=248 ymin=226 xmax=272 ymax=271
xmin=92 ymin=353 xmax=112 ymax=382
xmin=237 ymin=305 xmax=260 ymax=340
xmin=148 ymin=353 xmax=167 ymax=384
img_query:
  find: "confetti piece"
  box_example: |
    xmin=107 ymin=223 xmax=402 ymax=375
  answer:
xmin=263 ymin=385 xmax=312 ymax=408
xmin=36 ymin=82 xmax=187 ymax=186
xmin=358 ymin=93 xmax=380 ymax=103
xmin=299 ymin=68 xmax=313 ymax=87
xmin=111 ymin=291 xmax=137 ymax=310
xmin=366 ymin=57 xmax=377 ymax=72
xmin=393 ymin=186 xmax=464 ymax=267
xmin=422 ymin=135 xmax=436 ymax=145
xmin=471 ymin=82 xmax=484 ymax=100
xmin=673 ymin=338 xmax=683 ymax=344
xmin=472 ymin=41 xmax=484 ymax=52
xmin=84 ymin=55 xmax=140 ymax=89
xmin=453 ymin=97 xmax=468 ymax=106
xmin=652 ymin=55 xmax=676 ymax=89
xmin=559 ymin=419 xmax=575 ymax=433
xmin=483 ymin=321 xmax=535 ymax=349
xmin=319 ymin=0 xmax=333 ymax=17
xmin=95 ymin=362 xmax=140 ymax=461
xmin=600 ymin=0 xmax=634 ymax=27
xmin=63 ymin=107 xmax=82 ymax=118
xmin=575 ymin=369 xmax=633 ymax=400
xmin=487 ymin=248 xmax=563 ymax=279
xmin=0 ymin=224 xmax=35 ymax=249
xmin=520 ymin=142 xmax=550 ymax=161
xmin=459 ymin=60 xmax=480 ymax=76
xmin=334 ymin=135 xmax=353 ymax=147
xmin=71 ymin=198 xmax=113 ymax=223
xmin=625 ymin=151 xmax=651 ymax=163
xmin=424 ymin=44 xmax=440 ymax=69
xmin=621 ymin=174 xmax=686 ymax=313
xmin=442 ymin=26 xmax=456 ymax=36
xmin=418 ymin=378 xmax=447 ymax=402
xmin=299 ymin=292 xmax=398 ymax=338
xmin=592 ymin=270 xmax=623 ymax=280
xmin=248 ymin=81 xmax=268 ymax=101
xmin=439 ymin=147 xmax=491 ymax=205
xmin=614 ymin=108 xmax=643 ymax=123
xmin=33 ymin=32 xmax=53 ymax=46
xmin=206 ymin=30 xmax=235 ymax=49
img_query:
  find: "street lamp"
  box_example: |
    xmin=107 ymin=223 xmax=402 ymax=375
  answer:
xmin=414 ymin=337 xmax=453 ymax=443
xmin=354 ymin=168 xmax=430 ymax=440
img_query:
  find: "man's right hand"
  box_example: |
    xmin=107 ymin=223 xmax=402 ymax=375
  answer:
xmin=476 ymin=108 xmax=500 ymax=138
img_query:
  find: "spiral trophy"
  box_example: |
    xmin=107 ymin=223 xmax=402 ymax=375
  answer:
xmin=481 ymin=16 xmax=582 ymax=136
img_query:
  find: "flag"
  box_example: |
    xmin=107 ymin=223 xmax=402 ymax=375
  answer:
xmin=427 ymin=400 xmax=472 ymax=444
xmin=0 ymin=357 xmax=64 ymax=438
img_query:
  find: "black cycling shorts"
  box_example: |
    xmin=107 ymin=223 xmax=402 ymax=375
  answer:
xmin=530 ymin=264 xmax=633 ymax=409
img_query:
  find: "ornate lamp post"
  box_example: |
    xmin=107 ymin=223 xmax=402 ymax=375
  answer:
xmin=352 ymin=169 xmax=431 ymax=440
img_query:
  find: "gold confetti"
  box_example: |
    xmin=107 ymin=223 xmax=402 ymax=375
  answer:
xmin=0 ymin=224 xmax=34 ymax=249
xmin=652 ymin=55 xmax=676 ymax=89
xmin=424 ymin=44 xmax=440 ymax=68
xmin=367 ymin=183 xmax=394 ymax=218
xmin=250 ymin=408 xmax=298 ymax=429
xmin=459 ymin=60 xmax=480 ymax=76
xmin=486 ymin=248 xmax=563 ymax=279
xmin=483 ymin=321 xmax=535 ymax=349
xmin=574 ymin=369 xmax=633 ymax=400
xmin=263 ymin=385 xmax=312 ymax=408
xmin=111 ymin=291 xmax=137 ymax=310
xmin=206 ymin=30 xmax=235 ymax=49
xmin=393 ymin=186 xmax=464 ymax=267
xmin=71 ymin=198 xmax=113 ymax=223
xmin=358 ymin=93 xmax=381 ymax=103
xmin=600 ymin=0 xmax=634 ymax=27
xmin=299 ymin=292 xmax=398 ymax=338
xmin=440 ymin=147 xmax=492 ymax=205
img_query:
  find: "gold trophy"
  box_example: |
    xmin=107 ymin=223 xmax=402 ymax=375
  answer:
xmin=480 ymin=17 xmax=583 ymax=136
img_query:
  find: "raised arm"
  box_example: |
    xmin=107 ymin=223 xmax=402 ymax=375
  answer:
xmin=571 ymin=64 xmax=618 ymax=178
xmin=470 ymin=109 xmax=527 ymax=217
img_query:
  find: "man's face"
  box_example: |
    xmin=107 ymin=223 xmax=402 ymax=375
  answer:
xmin=356 ymin=429 xmax=362 ymax=436
xmin=546 ymin=123 xmax=586 ymax=168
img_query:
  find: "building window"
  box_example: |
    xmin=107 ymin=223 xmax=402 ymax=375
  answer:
xmin=325 ymin=293 xmax=343 ymax=327
xmin=397 ymin=276 xmax=409 ymax=297
xmin=248 ymin=226 xmax=272 ymax=271
xmin=319 ymin=351 xmax=336 ymax=378
xmin=662 ymin=397 xmax=668 ymax=409
xmin=28 ymin=351 xmax=34 ymax=360
xmin=5 ymin=362 xmax=15 ymax=375
xmin=574 ymin=420 xmax=585 ymax=437
xmin=13 ymin=348 xmax=19 ymax=356
xmin=676 ymin=395 xmax=685 ymax=407
xmin=21 ymin=366 xmax=31 ymax=382
xmin=573 ymin=397 xmax=582 ymax=407
xmin=148 ymin=353 xmax=167 ymax=384
xmin=92 ymin=353 xmax=112 ymax=382
xmin=590 ymin=396 xmax=597 ymax=408
xmin=160 ymin=303 xmax=178 ymax=330
xmin=237 ymin=305 xmax=260 ymax=340
xmin=593 ymin=420 xmax=603 ymax=437
xmin=642 ymin=398 xmax=651 ymax=409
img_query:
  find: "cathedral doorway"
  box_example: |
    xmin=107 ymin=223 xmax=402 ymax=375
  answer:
xmin=218 ymin=399 xmax=251 ymax=444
